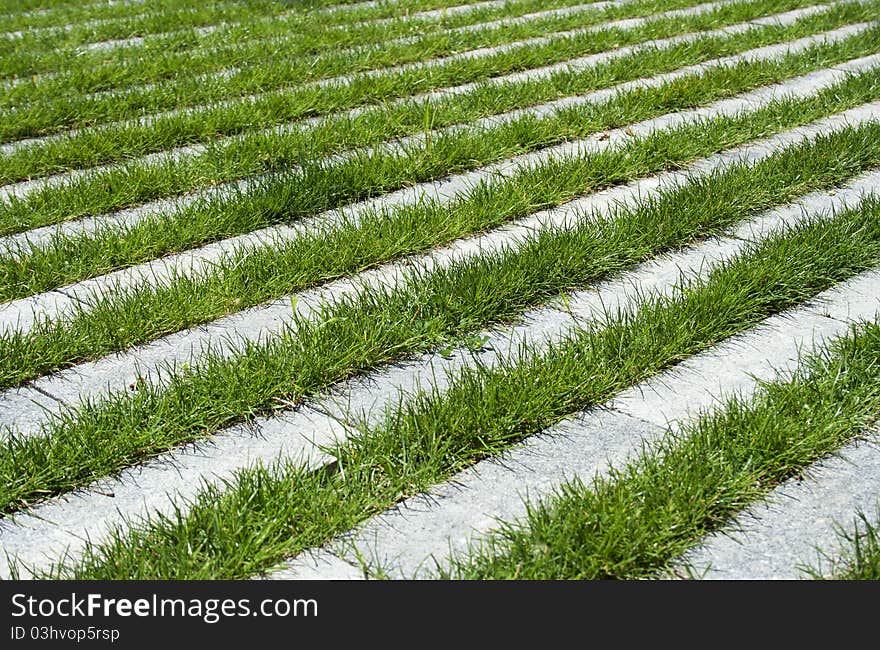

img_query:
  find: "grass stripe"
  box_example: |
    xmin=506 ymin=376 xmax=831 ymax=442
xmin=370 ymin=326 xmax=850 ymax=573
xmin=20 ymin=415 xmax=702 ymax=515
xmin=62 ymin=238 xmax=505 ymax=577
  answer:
xmin=20 ymin=194 xmax=880 ymax=580
xmin=0 ymin=0 xmax=479 ymax=50
xmin=1 ymin=110 xmax=878 ymax=517
xmin=0 ymin=0 xmax=642 ymax=130
xmin=3 ymin=27 xmax=870 ymax=300
xmin=3 ymin=0 xmax=624 ymax=97
xmin=0 ymin=0 xmax=150 ymax=25
xmin=4 ymin=0 xmax=526 ymax=59
xmin=0 ymin=0 xmax=589 ymax=98
xmin=0 ymin=2 xmax=254 ymax=40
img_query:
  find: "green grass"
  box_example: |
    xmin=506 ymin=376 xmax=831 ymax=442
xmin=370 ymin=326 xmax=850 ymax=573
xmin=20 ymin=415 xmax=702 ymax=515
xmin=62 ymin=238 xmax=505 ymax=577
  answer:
xmin=22 ymin=193 xmax=880 ymax=579
xmin=8 ymin=15 xmax=863 ymax=238
xmin=0 ymin=1 xmax=288 ymax=61
xmin=3 ymin=78 xmax=880 ymax=392
xmin=0 ymin=0 xmax=824 ymax=163
xmin=0 ymin=0 xmax=231 ymax=33
xmin=5 ymin=32 xmax=875 ymax=300
xmin=3 ymin=0 xmax=879 ymax=583
xmin=0 ymin=0 xmax=452 ymax=36
xmin=0 ymin=0 xmax=671 ymax=83
xmin=0 ymin=0 xmax=489 ymax=74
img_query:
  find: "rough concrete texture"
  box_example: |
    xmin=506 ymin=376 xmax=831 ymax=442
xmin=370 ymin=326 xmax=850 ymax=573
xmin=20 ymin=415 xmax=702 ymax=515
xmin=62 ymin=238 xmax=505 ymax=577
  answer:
xmin=0 ymin=289 xmax=83 ymax=337
xmin=257 ymin=550 xmax=364 ymax=581
xmin=677 ymin=435 xmax=880 ymax=579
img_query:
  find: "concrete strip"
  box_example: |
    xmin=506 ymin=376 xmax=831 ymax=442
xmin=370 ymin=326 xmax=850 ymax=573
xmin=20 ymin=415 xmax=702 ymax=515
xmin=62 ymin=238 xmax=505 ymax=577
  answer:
xmin=675 ymin=435 xmax=880 ymax=579
xmin=0 ymin=176 xmax=875 ymax=578
xmin=1 ymin=100 xmax=877 ymax=441
xmin=610 ymin=270 xmax=880 ymax=428
xmin=0 ymin=0 xmax=736 ymax=159
xmin=259 ymin=550 xmax=365 ymax=580
xmin=1 ymin=20 xmax=862 ymax=257
xmin=0 ymin=289 xmax=83 ymax=341
xmin=265 ymin=271 xmax=880 ymax=579
xmin=0 ymin=386 xmax=63 ymax=437
xmin=3 ymin=53 xmax=875 ymax=342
